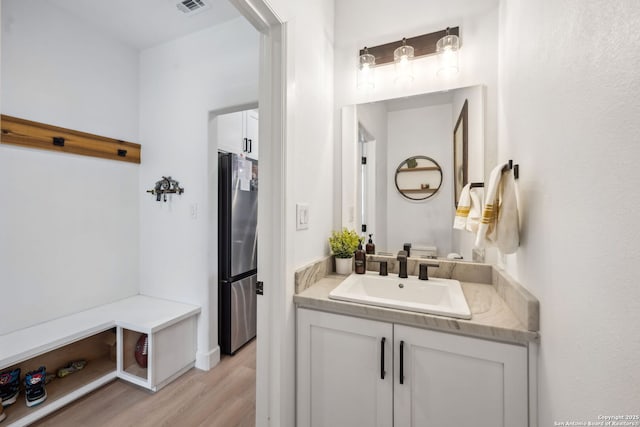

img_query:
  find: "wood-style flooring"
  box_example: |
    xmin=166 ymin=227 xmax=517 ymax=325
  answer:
xmin=33 ymin=339 xmax=256 ymax=427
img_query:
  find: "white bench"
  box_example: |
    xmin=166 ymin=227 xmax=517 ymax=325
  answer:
xmin=0 ymin=295 xmax=201 ymax=427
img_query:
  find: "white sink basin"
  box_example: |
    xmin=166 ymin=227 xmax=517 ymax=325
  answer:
xmin=328 ymin=272 xmax=471 ymax=319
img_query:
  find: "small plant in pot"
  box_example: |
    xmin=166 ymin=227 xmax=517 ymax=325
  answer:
xmin=329 ymin=228 xmax=361 ymax=275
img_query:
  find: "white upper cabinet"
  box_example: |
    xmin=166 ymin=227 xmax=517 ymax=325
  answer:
xmin=215 ymin=109 xmax=259 ymax=159
xmin=244 ymin=109 xmax=259 ymax=160
xmin=216 ymin=111 xmax=244 ymax=155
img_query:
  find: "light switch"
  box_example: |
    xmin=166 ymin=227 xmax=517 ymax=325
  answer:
xmin=296 ymin=203 xmax=309 ymax=230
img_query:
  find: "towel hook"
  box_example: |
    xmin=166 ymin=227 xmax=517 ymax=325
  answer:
xmin=502 ymin=159 xmax=519 ymax=180
xmin=468 ymin=160 xmax=520 ymax=189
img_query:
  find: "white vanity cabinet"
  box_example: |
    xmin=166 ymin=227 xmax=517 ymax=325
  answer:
xmin=297 ymin=308 xmax=529 ymax=427
xmin=297 ymin=308 xmax=393 ymax=427
xmin=215 ymin=109 xmax=259 ymax=159
xmin=394 ymin=324 xmax=528 ymax=427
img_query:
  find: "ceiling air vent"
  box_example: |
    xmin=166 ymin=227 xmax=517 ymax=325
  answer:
xmin=176 ymin=0 xmax=210 ymax=15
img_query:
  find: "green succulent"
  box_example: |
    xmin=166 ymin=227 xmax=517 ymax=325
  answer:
xmin=329 ymin=228 xmax=361 ymax=259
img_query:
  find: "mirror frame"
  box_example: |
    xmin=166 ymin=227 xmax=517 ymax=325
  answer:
xmin=453 ymin=99 xmax=469 ymax=206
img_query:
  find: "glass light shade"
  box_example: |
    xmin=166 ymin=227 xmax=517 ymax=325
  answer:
xmin=436 ymin=33 xmax=460 ymax=76
xmin=357 ymin=49 xmax=376 ymax=89
xmin=393 ymin=42 xmax=414 ymax=85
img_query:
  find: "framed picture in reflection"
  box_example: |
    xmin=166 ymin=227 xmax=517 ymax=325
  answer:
xmin=453 ymin=100 xmax=468 ymax=207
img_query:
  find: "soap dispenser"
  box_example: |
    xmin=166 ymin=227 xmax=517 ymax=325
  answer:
xmin=366 ymin=234 xmax=376 ymax=255
xmin=355 ymin=240 xmax=366 ymax=274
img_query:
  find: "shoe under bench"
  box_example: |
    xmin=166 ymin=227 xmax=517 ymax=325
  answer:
xmin=0 ymin=295 xmax=201 ymax=427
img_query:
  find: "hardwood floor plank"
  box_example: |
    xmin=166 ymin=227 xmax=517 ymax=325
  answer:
xmin=31 ymin=340 xmax=256 ymax=427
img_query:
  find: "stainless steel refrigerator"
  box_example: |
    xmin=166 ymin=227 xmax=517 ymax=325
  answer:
xmin=218 ymin=152 xmax=258 ymax=355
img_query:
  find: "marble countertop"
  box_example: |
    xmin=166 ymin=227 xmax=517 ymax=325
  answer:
xmin=293 ymin=274 xmax=539 ymax=345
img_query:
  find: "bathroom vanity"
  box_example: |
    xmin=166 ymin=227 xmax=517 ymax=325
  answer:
xmin=293 ymin=258 xmax=539 ymax=427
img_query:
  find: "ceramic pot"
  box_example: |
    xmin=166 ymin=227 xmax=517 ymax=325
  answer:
xmin=335 ymin=257 xmax=353 ymax=275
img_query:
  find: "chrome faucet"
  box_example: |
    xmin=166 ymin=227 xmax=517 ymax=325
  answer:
xmin=397 ymin=250 xmax=408 ymax=278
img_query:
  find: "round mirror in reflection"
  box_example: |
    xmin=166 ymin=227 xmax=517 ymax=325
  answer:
xmin=394 ymin=156 xmax=443 ymax=201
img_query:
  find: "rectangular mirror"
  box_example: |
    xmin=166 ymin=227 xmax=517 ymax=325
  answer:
xmin=341 ymin=85 xmax=492 ymax=260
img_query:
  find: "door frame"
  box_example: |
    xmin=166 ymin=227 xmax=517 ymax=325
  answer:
xmin=228 ymin=1 xmax=287 ymax=426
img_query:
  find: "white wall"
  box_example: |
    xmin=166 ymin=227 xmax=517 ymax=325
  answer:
xmin=1 ymin=0 xmax=139 ymax=139
xmin=262 ymin=0 xmax=335 ymax=266
xmin=498 ymin=0 xmax=640 ymax=423
xmin=387 ymin=104 xmax=453 ymax=255
xmin=138 ymin=17 xmax=259 ymax=369
xmin=289 ymin=7 xmax=335 ymax=269
xmin=0 ymin=0 xmax=140 ymax=334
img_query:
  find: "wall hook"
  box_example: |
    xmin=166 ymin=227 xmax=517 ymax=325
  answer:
xmin=146 ymin=176 xmax=184 ymax=202
xmin=502 ymin=159 xmax=519 ymax=180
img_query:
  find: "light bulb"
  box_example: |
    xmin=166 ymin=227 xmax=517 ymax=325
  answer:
xmin=393 ymin=39 xmax=414 ymax=86
xmin=358 ymin=47 xmax=376 ymax=90
xmin=436 ymin=30 xmax=460 ymax=77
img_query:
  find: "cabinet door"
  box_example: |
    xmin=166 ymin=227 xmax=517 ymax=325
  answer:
xmin=394 ymin=325 xmax=528 ymax=427
xmin=216 ymin=111 xmax=244 ymax=155
xmin=297 ymin=308 xmax=393 ymax=427
xmin=244 ymin=110 xmax=259 ymax=159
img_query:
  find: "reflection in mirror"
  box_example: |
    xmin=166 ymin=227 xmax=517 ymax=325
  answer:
xmin=394 ymin=156 xmax=443 ymax=201
xmin=453 ymin=100 xmax=468 ymax=206
xmin=342 ymin=85 xmax=487 ymax=260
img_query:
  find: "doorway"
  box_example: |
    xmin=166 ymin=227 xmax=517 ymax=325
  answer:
xmin=227 ymin=1 xmax=287 ymax=426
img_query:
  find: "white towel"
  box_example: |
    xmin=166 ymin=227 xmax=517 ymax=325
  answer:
xmin=453 ymin=184 xmax=483 ymax=233
xmin=467 ymin=187 xmax=483 ymax=233
xmin=475 ymin=162 xmax=519 ymax=254
xmin=453 ymin=184 xmax=471 ymax=230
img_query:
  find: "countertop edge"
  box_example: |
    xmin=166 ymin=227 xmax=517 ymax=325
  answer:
xmin=293 ymin=275 xmax=540 ymax=346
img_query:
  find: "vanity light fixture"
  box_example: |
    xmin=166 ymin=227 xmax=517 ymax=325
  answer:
xmin=357 ymin=27 xmax=460 ymax=89
xmin=393 ymin=38 xmax=415 ymax=85
xmin=436 ymin=27 xmax=460 ymax=76
xmin=357 ymin=47 xmax=376 ymax=89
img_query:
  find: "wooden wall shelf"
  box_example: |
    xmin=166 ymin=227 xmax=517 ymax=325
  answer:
xmin=398 ymin=188 xmax=437 ymax=194
xmin=397 ymin=167 xmax=440 ymax=172
xmin=0 ymin=114 xmax=141 ymax=164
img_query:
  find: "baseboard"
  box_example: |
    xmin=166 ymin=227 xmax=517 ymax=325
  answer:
xmin=195 ymin=346 xmax=221 ymax=371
